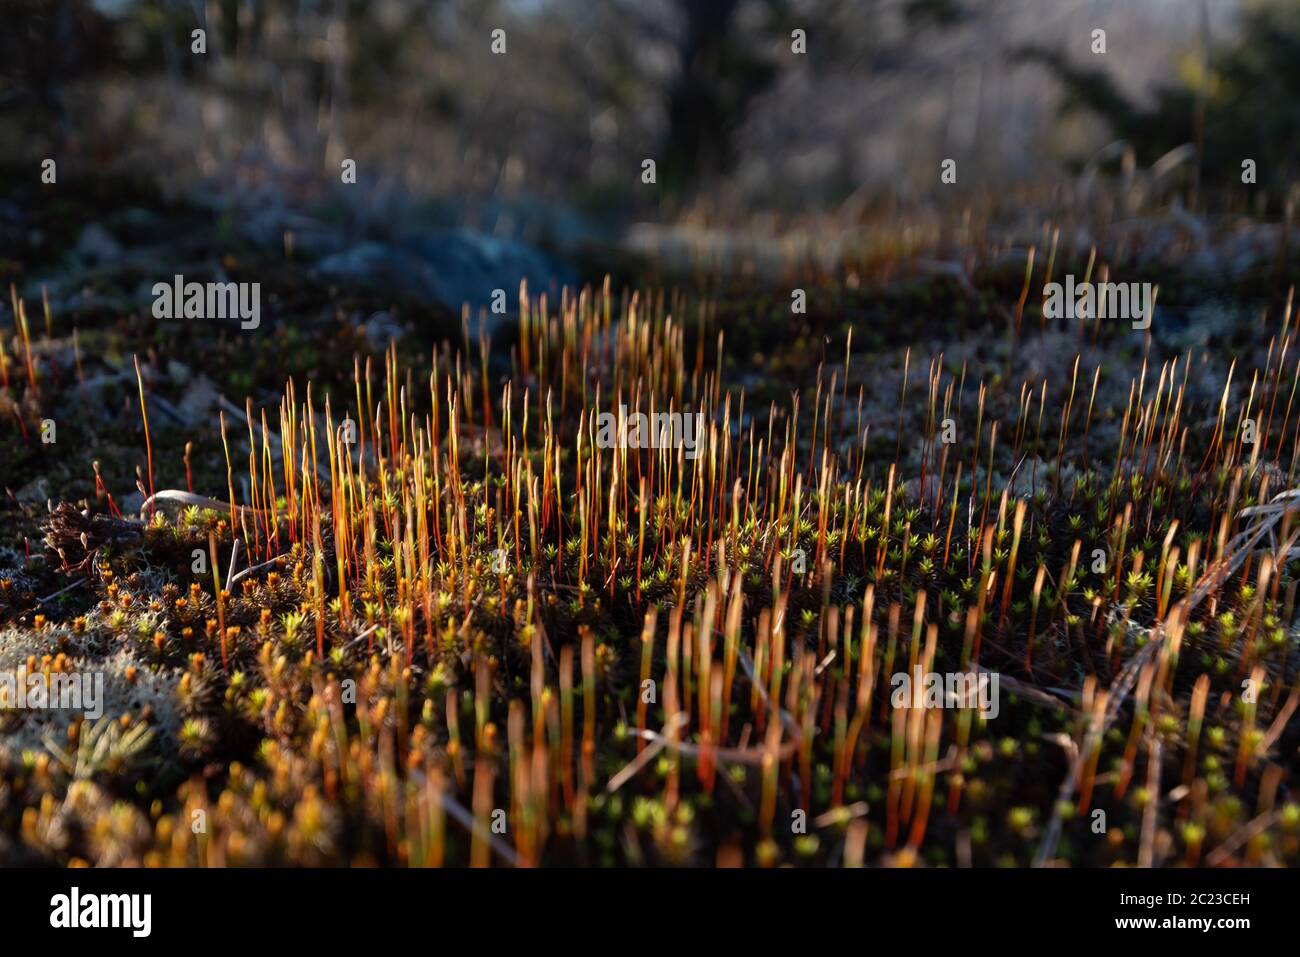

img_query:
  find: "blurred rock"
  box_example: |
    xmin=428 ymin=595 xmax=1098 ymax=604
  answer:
xmin=316 ymin=230 xmax=577 ymax=326
xmin=315 ymin=241 xmax=438 ymax=300
xmin=361 ymin=311 xmax=404 ymax=350
xmin=176 ymin=374 xmax=218 ymax=425
xmin=72 ymin=222 xmax=122 ymax=265
xmin=16 ymin=477 xmax=49 ymax=504
xmin=400 ymin=229 xmax=577 ymax=315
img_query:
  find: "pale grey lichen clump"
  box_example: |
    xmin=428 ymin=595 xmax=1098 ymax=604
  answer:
xmin=0 ymin=622 xmax=183 ymax=761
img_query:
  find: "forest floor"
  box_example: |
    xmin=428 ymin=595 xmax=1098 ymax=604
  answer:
xmin=2 ymin=166 xmax=1300 ymax=867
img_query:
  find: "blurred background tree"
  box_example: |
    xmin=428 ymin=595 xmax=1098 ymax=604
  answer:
xmin=2 ymin=0 xmax=1283 ymax=223
xmin=1019 ymin=0 xmax=1300 ymax=209
xmin=586 ymin=0 xmax=969 ymax=196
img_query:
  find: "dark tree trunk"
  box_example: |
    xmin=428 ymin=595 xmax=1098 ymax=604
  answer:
xmin=661 ymin=0 xmax=774 ymax=195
